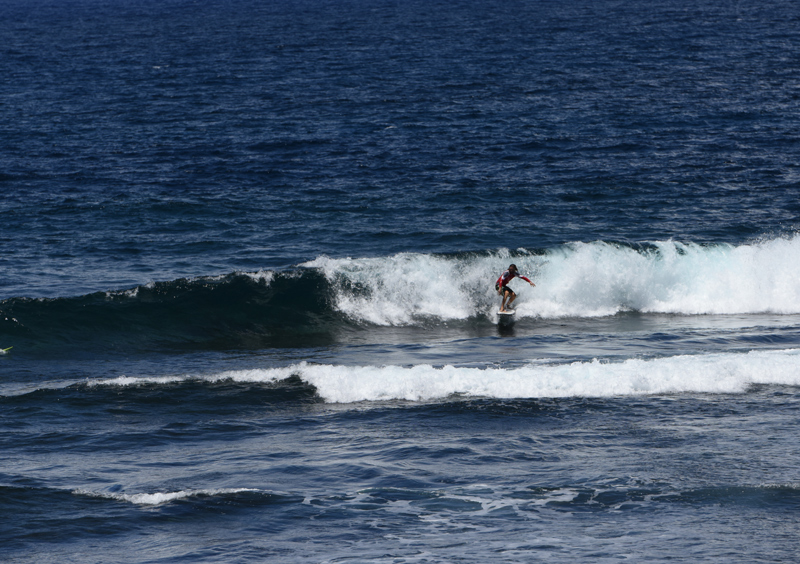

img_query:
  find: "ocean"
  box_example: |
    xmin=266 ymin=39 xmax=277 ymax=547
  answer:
xmin=2 ymin=0 xmax=800 ymax=561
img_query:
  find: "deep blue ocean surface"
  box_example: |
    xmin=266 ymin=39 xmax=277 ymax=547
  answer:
xmin=3 ymin=0 xmax=800 ymax=562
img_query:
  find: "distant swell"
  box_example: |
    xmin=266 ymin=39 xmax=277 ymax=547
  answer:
xmin=1 ymin=236 xmax=799 ymax=353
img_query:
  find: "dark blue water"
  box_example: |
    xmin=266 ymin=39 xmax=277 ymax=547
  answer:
xmin=3 ymin=0 xmax=800 ymax=562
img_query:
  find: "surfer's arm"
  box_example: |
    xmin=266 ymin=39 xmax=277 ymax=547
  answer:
xmin=519 ymin=275 xmax=535 ymax=286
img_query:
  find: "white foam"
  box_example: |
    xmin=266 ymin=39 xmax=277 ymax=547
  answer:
xmin=305 ymin=253 xmax=483 ymax=324
xmin=534 ymin=238 xmax=800 ymax=317
xmin=105 ymin=287 xmax=139 ymax=299
xmin=88 ymin=375 xmax=188 ymax=387
xmin=288 ymin=349 xmax=800 ymax=402
xmin=302 ymin=237 xmax=800 ymax=324
xmin=241 ymin=269 xmax=275 ymax=284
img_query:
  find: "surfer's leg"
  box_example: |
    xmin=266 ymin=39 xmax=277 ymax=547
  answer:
xmin=501 ymin=288 xmax=512 ymax=311
xmin=505 ymin=290 xmax=517 ymax=310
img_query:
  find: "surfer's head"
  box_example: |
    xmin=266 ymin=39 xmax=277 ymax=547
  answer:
xmin=508 ymin=264 xmax=517 ymax=272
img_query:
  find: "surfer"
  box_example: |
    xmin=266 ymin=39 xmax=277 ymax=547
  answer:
xmin=495 ymin=264 xmax=534 ymax=312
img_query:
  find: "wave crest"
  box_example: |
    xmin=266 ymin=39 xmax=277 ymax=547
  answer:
xmin=308 ymin=237 xmax=800 ymax=324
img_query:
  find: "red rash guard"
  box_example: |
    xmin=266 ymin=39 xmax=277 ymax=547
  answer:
xmin=496 ymin=270 xmax=531 ymax=288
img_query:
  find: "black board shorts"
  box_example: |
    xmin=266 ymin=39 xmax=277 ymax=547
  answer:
xmin=496 ymin=284 xmax=515 ymax=295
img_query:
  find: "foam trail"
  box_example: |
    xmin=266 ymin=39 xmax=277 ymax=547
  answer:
xmin=304 ymin=236 xmax=800 ymax=324
xmin=94 ymin=349 xmax=800 ymax=403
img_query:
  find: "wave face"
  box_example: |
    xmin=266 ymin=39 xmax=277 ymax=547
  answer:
xmin=1 ymin=237 xmax=799 ymax=352
xmin=0 ymin=270 xmax=344 ymax=353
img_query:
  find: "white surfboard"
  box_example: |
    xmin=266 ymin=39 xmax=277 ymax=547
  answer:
xmin=496 ymin=310 xmax=515 ymax=317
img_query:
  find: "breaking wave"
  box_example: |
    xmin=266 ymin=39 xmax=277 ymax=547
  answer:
xmin=1 ymin=236 xmax=799 ymax=352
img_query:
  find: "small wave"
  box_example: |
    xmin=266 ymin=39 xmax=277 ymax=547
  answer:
xmin=80 ymin=348 xmax=800 ymax=403
xmin=73 ymin=487 xmax=260 ymax=506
